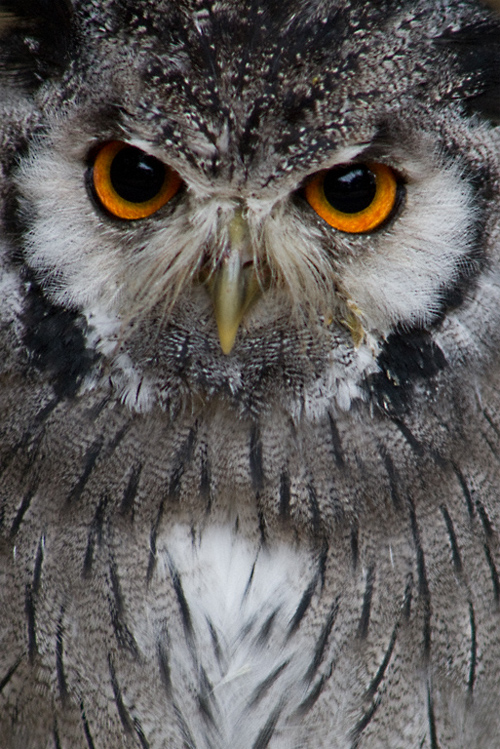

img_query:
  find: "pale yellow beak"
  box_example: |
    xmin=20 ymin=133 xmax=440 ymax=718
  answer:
xmin=207 ymin=212 xmax=262 ymax=355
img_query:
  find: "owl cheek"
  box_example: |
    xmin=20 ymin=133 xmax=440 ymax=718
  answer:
xmin=338 ymin=167 xmax=476 ymax=334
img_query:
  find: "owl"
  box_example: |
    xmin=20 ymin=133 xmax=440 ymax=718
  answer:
xmin=1 ymin=0 xmax=500 ymax=747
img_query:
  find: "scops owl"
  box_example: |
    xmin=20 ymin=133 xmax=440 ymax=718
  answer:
xmin=1 ymin=0 xmax=500 ymax=747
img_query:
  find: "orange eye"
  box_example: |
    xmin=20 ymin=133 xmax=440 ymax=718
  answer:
xmin=92 ymin=141 xmax=182 ymax=220
xmin=305 ymin=162 xmax=398 ymax=233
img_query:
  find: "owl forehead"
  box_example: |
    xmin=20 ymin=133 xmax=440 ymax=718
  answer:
xmin=68 ymin=0 xmax=464 ymax=183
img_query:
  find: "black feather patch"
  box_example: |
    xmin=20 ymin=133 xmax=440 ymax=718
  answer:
xmin=367 ymin=328 xmax=447 ymax=415
xmin=438 ymin=20 xmax=500 ymax=123
xmin=22 ymin=281 xmax=98 ymax=398
xmin=0 ymin=0 xmax=74 ymax=88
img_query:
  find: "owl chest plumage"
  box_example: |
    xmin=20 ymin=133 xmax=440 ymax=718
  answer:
xmin=2 ymin=339 xmax=500 ymax=748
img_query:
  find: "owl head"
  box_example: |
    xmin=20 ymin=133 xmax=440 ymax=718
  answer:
xmin=1 ymin=0 xmax=500 ymax=420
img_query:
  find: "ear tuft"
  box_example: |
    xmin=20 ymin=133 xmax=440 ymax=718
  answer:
xmin=0 ymin=0 xmax=74 ymax=89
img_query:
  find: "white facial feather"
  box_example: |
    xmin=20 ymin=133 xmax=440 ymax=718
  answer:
xmin=341 ymin=156 xmax=475 ymax=335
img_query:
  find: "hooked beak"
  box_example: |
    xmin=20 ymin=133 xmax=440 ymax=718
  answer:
xmin=207 ymin=212 xmax=262 ymax=355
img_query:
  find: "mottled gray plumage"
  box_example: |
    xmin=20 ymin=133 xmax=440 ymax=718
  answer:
xmin=1 ymin=1 xmax=500 ymax=747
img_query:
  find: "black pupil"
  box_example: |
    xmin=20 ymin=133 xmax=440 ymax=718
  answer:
xmin=109 ymin=147 xmax=166 ymax=203
xmin=322 ymin=165 xmax=377 ymax=214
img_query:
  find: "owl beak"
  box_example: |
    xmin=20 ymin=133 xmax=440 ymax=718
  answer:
xmin=208 ymin=213 xmax=261 ymax=354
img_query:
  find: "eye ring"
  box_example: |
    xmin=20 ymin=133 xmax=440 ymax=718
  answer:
xmin=305 ymin=161 xmax=398 ymax=234
xmin=92 ymin=141 xmax=182 ymax=220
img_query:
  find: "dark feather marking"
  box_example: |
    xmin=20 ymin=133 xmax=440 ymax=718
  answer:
xmin=350 ymin=523 xmax=359 ymax=570
xmin=441 ymin=21 xmax=500 ymax=123
xmin=403 ymin=574 xmax=414 ymax=621
xmin=294 ymin=673 xmax=328 ymax=715
xmin=197 ymin=694 xmax=216 ymax=730
xmin=482 ymin=407 xmax=500 ymax=438
xmin=357 ymin=565 xmax=375 ymax=640
xmin=307 ymin=482 xmax=321 ymax=534
xmin=452 ymin=464 xmax=474 ymax=518
xmin=108 ymin=656 xmax=133 ymax=733
xmin=133 ymin=718 xmax=150 ymax=749
xmin=108 ymin=666 xmax=151 ymax=749
xmin=242 ymin=559 xmax=257 ymax=602
xmin=251 ymin=702 xmax=283 ymax=749
xmin=83 ymin=395 xmax=111 ymax=420
xmin=0 ymin=655 xmax=23 ymax=694
xmin=198 ymin=667 xmax=217 ymax=727
xmin=158 ymin=639 xmax=172 ymax=697
xmin=25 ymin=584 xmax=37 ymax=662
xmin=55 ymin=607 xmax=67 ymax=702
xmin=67 ymin=438 xmax=104 ymax=503
xmin=168 ymin=555 xmax=194 ymax=643
xmin=255 ymin=609 xmax=278 ymax=647
xmin=248 ymin=660 xmax=290 ymax=708
xmin=0 ymin=395 xmax=59 ymax=480
xmin=80 ymin=701 xmax=96 ymax=749
xmin=240 ymin=614 xmax=259 ymax=641
xmin=440 ymin=505 xmax=463 ymax=574
xmin=350 ymin=699 xmax=381 ymax=749
xmin=109 ymin=558 xmax=139 ymax=656
xmin=249 ymin=423 xmax=264 ymax=493
xmin=427 ymin=682 xmax=440 ymax=749
xmin=107 ymin=422 xmax=131 ymax=453
xmin=304 ymin=597 xmax=340 ymax=682
xmin=328 ymin=411 xmax=344 ymax=467
xmin=481 ymin=430 xmax=500 ymax=469
xmin=33 ymin=535 xmax=44 ymax=593
xmin=392 ymin=418 xmax=424 ymax=456
xmin=169 ymin=426 xmax=197 ymax=499
xmin=0 ymin=0 xmax=74 ymax=88
xmin=287 ymin=577 xmax=318 ymax=638
xmin=482 ymin=542 xmax=500 ymax=604
xmin=146 ymin=498 xmax=165 ymax=583
xmin=366 ymin=621 xmax=399 ymax=699
xmin=207 ymin=619 xmax=224 ymax=668
xmin=380 ymin=448 xmax=403 ymax=511
xmin=24 ymin=538 xmax=45 ymax=660
xmin=200 ymin=449 xmax=212 ymax=514
xmin=476 ymin=498 xmax=495 ymax=539
xmin=53 ymin=720 xmax=62 ymax=749
xmin=318 ymin=544 xmax=328 ymax=589
xmin=369 ymin=329 xmax=446 ymax=415
xmin=173 ymin=702 xmax=198 ymax=749
xmin=22 ymin=280 xmax=97 ymax=397
xmin=468 ymin=601 xmax=477 ymax=694
xmin=258 ymin=509 xmax=267 ymax=545
xmin=82 ymin=494 xmax=109 ymax=577
xmin=9 ymin=482 xmax=39 ymax=538
xmin=279 ymin=470 xmax=290 ymax=519
xmin=120 ymin=464 xmax=142 ymax=517
xmin=407 ymin=498 xmax=432 ymax=658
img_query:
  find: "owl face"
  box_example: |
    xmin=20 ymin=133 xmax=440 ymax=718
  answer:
xmin=4 ymin=0 xmax=500 ymax=419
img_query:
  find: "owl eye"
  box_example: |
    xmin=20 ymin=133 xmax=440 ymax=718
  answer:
xmin=305 ymin=162 xmax=398 ymax=233
xmin=92 ymin=141 xmax=182 ymax=219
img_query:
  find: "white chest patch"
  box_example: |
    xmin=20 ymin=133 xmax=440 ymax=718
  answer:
xmin=150 ymin=525 xmax=324 ymax=748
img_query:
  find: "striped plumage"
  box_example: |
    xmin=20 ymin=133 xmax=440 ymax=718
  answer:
xmin=1 ymin=1 xmax=500 ymax=747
